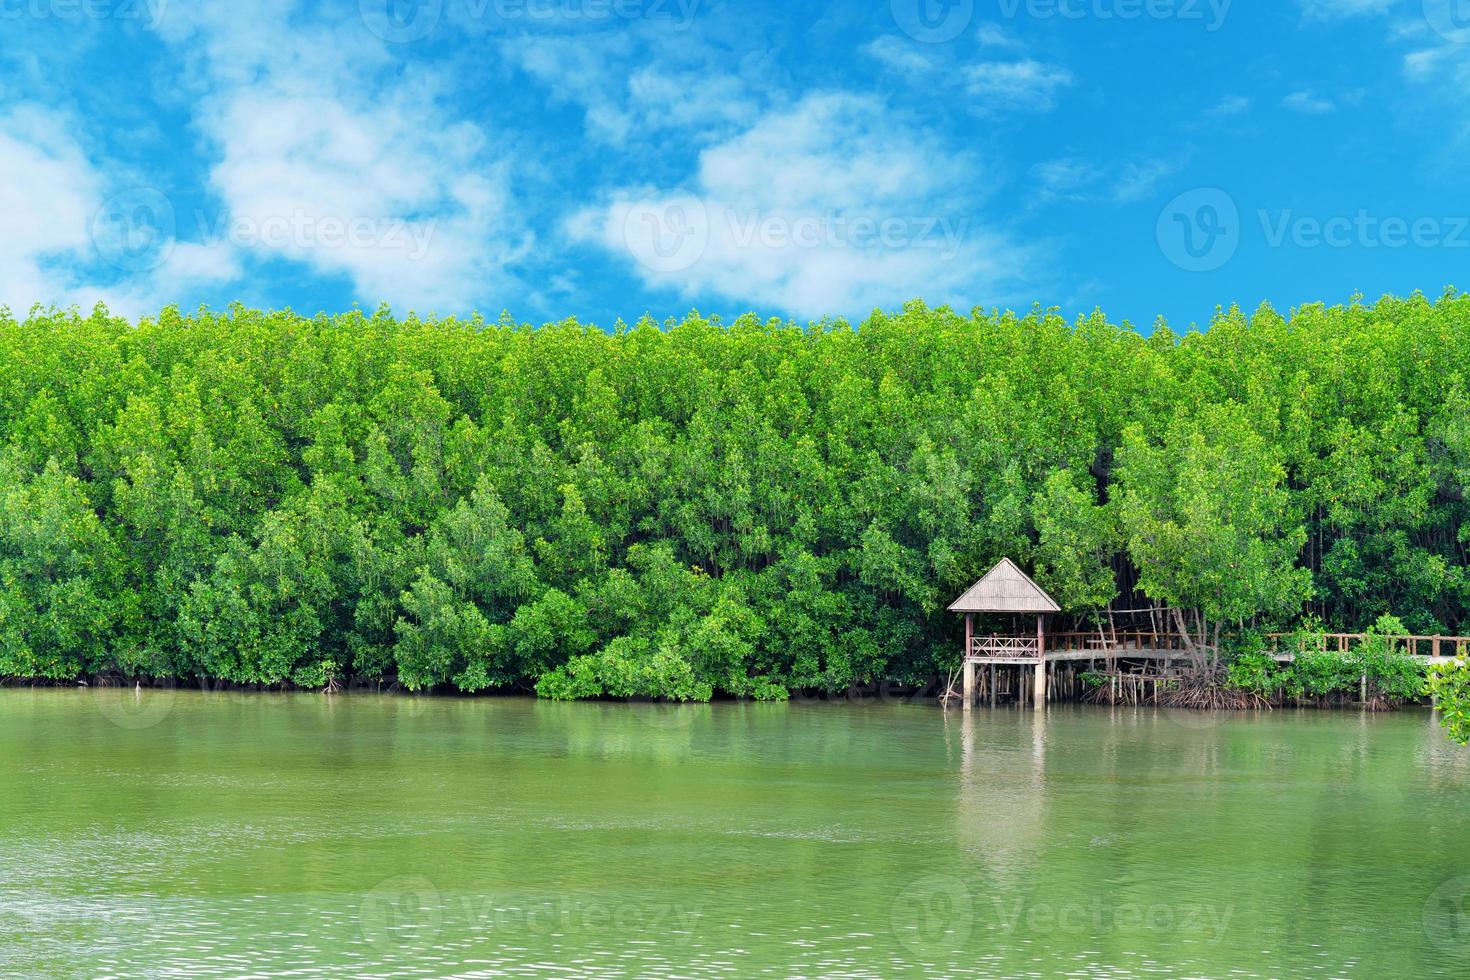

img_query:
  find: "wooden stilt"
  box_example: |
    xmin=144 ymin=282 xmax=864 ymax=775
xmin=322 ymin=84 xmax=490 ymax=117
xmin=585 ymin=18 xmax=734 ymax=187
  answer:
xmin=1034 ymin=613 xmax=1047 ymax=709
xmin=963 ymin=660 xmax=975 ymax=709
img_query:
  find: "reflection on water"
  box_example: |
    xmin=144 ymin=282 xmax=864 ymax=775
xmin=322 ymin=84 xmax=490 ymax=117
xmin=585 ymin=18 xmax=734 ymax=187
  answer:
xmin=1 ymin=692 xmax=1467 ymax=978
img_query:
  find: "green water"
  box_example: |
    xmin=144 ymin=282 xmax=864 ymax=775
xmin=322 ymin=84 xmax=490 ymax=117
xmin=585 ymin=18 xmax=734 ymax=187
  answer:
xmin=2 ymin=691 xmax=1469 ymax=979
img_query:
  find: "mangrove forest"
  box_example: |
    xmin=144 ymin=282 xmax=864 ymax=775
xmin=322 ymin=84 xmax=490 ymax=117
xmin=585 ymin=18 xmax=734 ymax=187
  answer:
xmin=2 ymin=293 xmax=1470 ymax=730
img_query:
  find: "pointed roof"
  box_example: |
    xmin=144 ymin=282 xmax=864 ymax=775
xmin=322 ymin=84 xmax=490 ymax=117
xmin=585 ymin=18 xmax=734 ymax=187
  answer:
xmin=948 ymin=558 xmax=1060 ymax=614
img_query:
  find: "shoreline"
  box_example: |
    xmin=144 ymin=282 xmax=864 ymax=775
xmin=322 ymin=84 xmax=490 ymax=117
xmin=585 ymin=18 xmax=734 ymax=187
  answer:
xmin=2 ymin=675 xmax=1442 ymax=716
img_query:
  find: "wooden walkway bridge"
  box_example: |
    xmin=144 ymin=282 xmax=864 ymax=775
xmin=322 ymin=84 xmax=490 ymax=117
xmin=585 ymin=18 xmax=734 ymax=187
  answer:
xmin=961 ymin=629 xmax=1470 ymax=709
xmin=977 ymin=630 xmax=1470 ymax=664
xmin=949 ymin=557 xmax=1470 ymax=709
xmin=1265 ymin=633 xmax=1470 ymax=664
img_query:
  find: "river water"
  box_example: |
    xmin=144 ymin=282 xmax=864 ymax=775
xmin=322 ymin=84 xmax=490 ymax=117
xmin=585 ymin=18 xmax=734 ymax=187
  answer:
xmin=2 ymin=690 xmax=1468 ymax=978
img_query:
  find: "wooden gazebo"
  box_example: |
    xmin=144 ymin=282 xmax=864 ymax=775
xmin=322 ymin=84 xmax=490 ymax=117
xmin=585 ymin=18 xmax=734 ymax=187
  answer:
xmin=949 ymin=558 xmax=1060 ymax=709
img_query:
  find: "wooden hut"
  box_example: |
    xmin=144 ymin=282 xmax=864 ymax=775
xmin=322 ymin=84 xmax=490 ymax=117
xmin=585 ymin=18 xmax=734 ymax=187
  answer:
xmin=949 ymin=558 xmax=1060 ymax=709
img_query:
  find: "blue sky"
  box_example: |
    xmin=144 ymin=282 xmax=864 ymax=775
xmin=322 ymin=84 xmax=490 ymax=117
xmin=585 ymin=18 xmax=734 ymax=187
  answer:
xmin=3 ymin=0 xmax=1469 ymax=330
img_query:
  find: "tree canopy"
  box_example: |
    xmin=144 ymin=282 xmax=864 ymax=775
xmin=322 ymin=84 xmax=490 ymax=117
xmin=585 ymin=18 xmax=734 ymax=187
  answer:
xmin=1 ymin=293 xmax=1467 ymax=698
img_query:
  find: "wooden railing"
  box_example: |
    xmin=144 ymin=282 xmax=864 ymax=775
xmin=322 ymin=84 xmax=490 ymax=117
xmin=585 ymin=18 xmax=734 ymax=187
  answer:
xmin=970 ymin=636 xmax=1041 ymax=659
xmin=962 ymin=630 xmax=1470 ymax=663
xmin=1266 ymin=633 xmax=1470 ymax=658
xmin=1043 ymin=631 xmax=1191 ymax=653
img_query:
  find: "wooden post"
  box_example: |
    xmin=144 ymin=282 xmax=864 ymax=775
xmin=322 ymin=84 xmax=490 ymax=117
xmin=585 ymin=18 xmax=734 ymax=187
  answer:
xmin=1033 ymin=614 xmax=1046 ymax=710
xmin=963 ymin=614 xmax=974 ymax=709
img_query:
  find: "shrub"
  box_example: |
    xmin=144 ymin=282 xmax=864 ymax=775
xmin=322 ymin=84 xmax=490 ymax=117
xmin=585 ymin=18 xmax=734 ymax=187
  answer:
xmin=1290 ymin=648 xmax=1359 ymax=700
xmin=1353 ymin=615 xmax=1425 ymax=702
xmin=535 ymin=636 xmax=713 ymax=702
xmin=1224 ymin=652 xmax=1282 ymax=696
xmin=1427 ymin=659 xmax=1470 ymax=745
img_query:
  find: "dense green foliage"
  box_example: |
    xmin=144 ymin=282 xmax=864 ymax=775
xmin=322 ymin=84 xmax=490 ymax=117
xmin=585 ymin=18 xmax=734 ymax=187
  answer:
xmin=2 ymin=294 xmax=1469 ymax=698
xmin=1427 ymin=660 xmax=1470 ymax=744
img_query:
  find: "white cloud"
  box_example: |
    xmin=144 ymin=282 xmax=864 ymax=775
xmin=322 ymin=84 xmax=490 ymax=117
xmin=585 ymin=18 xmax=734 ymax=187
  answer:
xmin=1401 ymin=38 xmax=1470 ymax=143
xmin=1206 ymin=95 xmax=1252 ymax=118
xmin=0 ymin=107 xmax=239 ymax=317
xmin=977 ymin=24 xmax=1026 ymax=49
xmin=1283 ymin=89 xmax=1335 ymax=113
xmin=504 ymin=27 xmax=764 ymax=145
xmin=1032 ymin=155 xmax=1181 ymax=205
xmin=147 ymin=1 xmax=528 ymax=314
xmin=571 ymin=93 xmax=1030 ymax=318
xmin=863 ymin=35 xmax=937 ymax=75
xmin=0 ymin=107 xmax=99 ymax=311
xmin=1111 ymin=159 xmax=1182 ymax=203
xmin=1032 ymin=158 xmax=1099 ymax=199
xmin=84 ymin=241 xmax=243 ymax=318
xmin=1404 ymin=47 xmax=1452 ymax=80
xmin=965 ymin=60 xmax=1073 ymax=112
